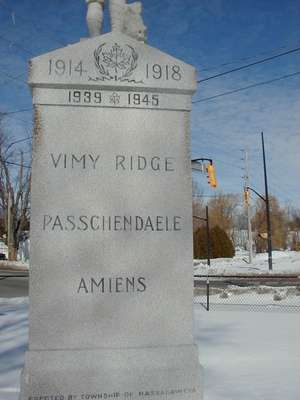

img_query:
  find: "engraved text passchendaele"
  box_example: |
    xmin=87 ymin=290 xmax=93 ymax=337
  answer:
xmin=42 ymin=215 xmax=182 ymax=232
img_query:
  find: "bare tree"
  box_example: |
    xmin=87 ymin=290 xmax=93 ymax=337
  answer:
xmin=252 ymin=196 xmax=288 ymax=252
xmin=289 ymin=208 xmax=300 ymax=231
xmin=207 ymin=192 xmax=240 ymax=240
xmin=192 ymin=181 xmax=205 ymax=232
xmin=285 ymin=206 xmax=300 ymax=250
xmin=0 ymin=116 xmax=31 ymax=261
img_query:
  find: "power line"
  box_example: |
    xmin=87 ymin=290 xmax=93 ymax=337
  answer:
xmin=195 ymin=134 xmax=250 ymax=154
xmin=0 ymin=112 xmax=32 ymax=125
xmin=268 ymin=172 xmax=298 ymax=198
xmin=0 ymin=68 xmax=27 ymax=85
xmin=193 ymin=194 xmax=219 ymax=198
xmin=0 ymin=107 xmax=32 ymax=115
xmin=6 ymin=136 xmax=32 ymax=151
xmin=0 ymin=0 xmax=68 ymax=47
xmin=193 ymin=134 xmax=241 ymax=151
xmin=198 ymin=141 xmax=242 ymax=159
xmin=198 ymin=46 xmax=300 ymax=83
xmin=201 ymin=41 xmax=300 ymax=73
xmin=214 ymin=158 xmax=242 ymax=169
xmin=4 ymin=160 xmax=31 ymax=169
xmin=193 ymin=71 xmax=300 ymax=104
xmin=0 ymin=33 xmax=34 ymax=56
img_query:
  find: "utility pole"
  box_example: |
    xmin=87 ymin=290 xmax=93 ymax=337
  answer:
xmin=205 ymin=205 xmax=211 ymax=267
xmin=261 ymin=132 xmax=272 ymax=271
xmin=193 ymin=206 xmax=211 ymax=267
xmin=242 ymin=149 xmax=253 ymax=263
xmin=193 ymin=205 xmax=211 ymax=311
xmin=7 ymin=191 xmax=13 ymax=261
xmin=205 ymin=205 xmax=210 ymax=311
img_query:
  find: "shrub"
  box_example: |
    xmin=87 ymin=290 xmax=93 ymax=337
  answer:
xmin=193 ymin=225 xmax=235 ymax=259
xmin=291 ymin=233 xmax=300 ymax=251
xmin=211 ymin=225 xmax=235 ymax=258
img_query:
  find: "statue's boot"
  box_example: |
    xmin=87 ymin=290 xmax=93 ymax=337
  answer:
xmin=86 ymin=0 xmax=105 ymax=37
xmin=109 ymin=0 xmax=126 ymax=32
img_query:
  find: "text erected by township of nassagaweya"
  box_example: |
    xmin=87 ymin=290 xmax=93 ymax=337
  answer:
xmin=27 ymin=386 xmax=197 ymax=400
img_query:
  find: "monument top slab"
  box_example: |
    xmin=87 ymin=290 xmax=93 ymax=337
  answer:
xmin=29 ymin=31 xmax=197 ymax=95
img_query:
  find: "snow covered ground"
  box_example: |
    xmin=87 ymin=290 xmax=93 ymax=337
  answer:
xmin=194 ymin=250 xmax=300 ymax=276
xmin=2 ymin=251 xmax=300 ymax=275
xmin=194 ymin=305 xmax=300 ymax=400
xmin=0 ymin=261 xmax=29 ymax=271
xmin=0 ymin=298 xmax=28 ymax=400
xmin=0 ymin=298 xmax=299 ymax=400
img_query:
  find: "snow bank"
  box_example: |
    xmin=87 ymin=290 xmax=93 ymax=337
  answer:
xmin=0 ymin=298 xmax=28 ymax=400
xmin=0 ymin=261 xmax=29 ymax=272
xmin=194 ymin=250 xmax=300 ymax=276
xmin=194 ymin=305 xmax=300 ymax=400
xmin=0 ymin=298 xmax=299 ymax=400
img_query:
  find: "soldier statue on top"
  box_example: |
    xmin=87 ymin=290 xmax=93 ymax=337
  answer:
xmin=86 ymin=0 xmax=147 ymax=42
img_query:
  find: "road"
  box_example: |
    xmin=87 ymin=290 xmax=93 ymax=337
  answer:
xmin=1 ymin=271 xmax=300 ymax=298
xmin=194 ymin=275 xmax=300 ymax=288
xmin=0 ymin=270 xmax=29 ymax=298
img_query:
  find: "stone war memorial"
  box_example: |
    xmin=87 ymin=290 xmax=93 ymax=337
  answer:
xmin=20 ymin=0 xmax=203 ymax=399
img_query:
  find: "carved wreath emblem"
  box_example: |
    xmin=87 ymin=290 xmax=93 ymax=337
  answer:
xmin=89 ymin=42 xmax=142 ymax=83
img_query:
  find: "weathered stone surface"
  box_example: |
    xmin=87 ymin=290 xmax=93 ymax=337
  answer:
xmin=21 ymin=345 xmax=203 ymax=400
xmin=29 ymin=32 xmax=197 ymax=94
xmin=20 ymin=31 xmax=202 ymax=400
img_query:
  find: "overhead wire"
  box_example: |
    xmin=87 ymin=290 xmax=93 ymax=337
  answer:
xmin=4 ymin=160 xmax=31 ymax=169
xmin=0 ymin=7 xmax=299 ymax=208
xmin=0 ymin=108 xmax=33 ymax=125
xmin=0 ymin=0 xmax=68 ymax=47
xmin=193 ymin=71 xmax=300 ymax=104
xmin=0 ymin=112 xmax=32 ymax=125
xmin=198 ymin=46 xmax=300 ymax=83
xmin=197 ymin=141 xmax=243 ymax=159
xmin=2 ymin=107 xmax=32 ymax=115
xmin=0 ymin=68 xmax=27 ymax=85
xmin=0 ymin=33 xmax=34 ymax=56
xmin=267 ymin=171 xmax=298 ymax=197
xmin=5 ymin=136 xmax=33 ymax=150
xmin=201 ymin=41 xmax=300 ymax=72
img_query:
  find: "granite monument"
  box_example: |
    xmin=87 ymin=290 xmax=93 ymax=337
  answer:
xmin=20 ymin=1 xmax=202 ymax=399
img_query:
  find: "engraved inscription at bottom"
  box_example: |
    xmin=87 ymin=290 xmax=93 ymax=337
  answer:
xmin=27 ymin=387 xmax=197 ymax=400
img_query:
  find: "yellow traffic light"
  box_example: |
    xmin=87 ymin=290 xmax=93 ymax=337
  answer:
xmin=206 ymin=163 xmax=217 ymax=188
xmin=244 ymin=189 xmax=250 ymax=207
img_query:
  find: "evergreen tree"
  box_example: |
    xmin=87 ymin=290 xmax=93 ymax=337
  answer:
xmin=193 ymin=225 xmax=235 ymax=259
xmin=193 ymin=226 xmax=207 ymax=259
xmin=211 ymin=225 xmax=235 ymax=258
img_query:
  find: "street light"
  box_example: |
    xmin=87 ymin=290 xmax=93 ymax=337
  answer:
xmin=246 ymin=185 xmax=272 ymax=271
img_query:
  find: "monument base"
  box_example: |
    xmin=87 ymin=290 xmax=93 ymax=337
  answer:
xmin=20 ymin=344 xmax=203 ymax=400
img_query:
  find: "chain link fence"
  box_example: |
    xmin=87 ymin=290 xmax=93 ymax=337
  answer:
xmin=1 ymin=272 xmax=300 ymax=313
xmin=194 ymin=275 xmax=300 ymax=312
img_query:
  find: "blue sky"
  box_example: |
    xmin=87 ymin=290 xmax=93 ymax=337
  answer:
xmin=0 ymin=0 xmax=300 ymax=208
